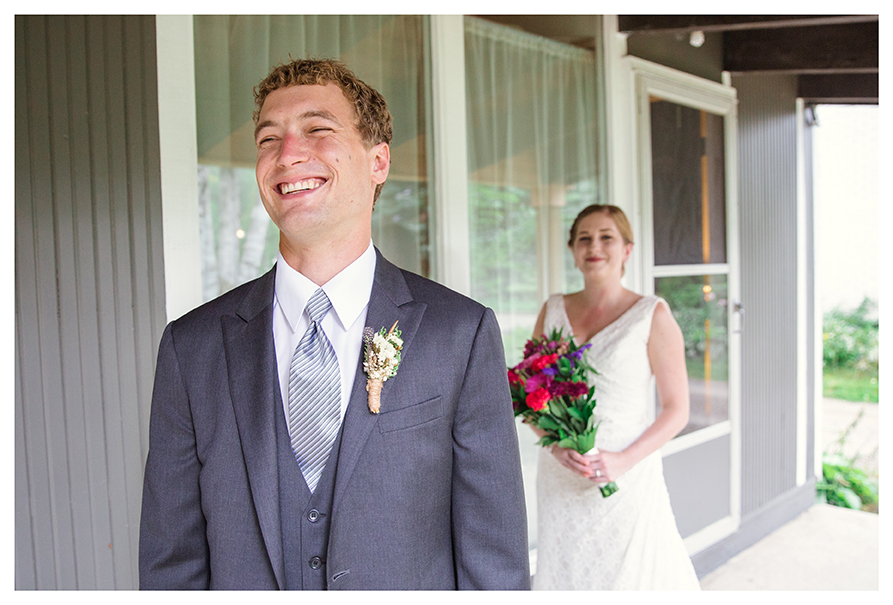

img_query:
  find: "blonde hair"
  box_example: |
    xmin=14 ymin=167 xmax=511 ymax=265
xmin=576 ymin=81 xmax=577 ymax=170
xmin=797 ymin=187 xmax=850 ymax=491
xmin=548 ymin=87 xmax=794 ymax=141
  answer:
xmin=568 ymin=204 xmax=634 ymax=247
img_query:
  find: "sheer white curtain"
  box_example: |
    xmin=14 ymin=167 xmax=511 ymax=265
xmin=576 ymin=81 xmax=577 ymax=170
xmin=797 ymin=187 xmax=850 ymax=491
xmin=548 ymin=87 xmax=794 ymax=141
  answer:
xmin=193 ymin=15 xmax=431 ymax=301
xmin=464 ymin=17 xmax=601 ymax=365
xmin=464 ymin=17 xmax=602 ymax=553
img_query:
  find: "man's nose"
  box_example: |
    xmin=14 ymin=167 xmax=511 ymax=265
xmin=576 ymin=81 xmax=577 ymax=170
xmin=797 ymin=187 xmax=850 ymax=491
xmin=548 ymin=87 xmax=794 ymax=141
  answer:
xmin=277 ymin=133 xmax=310 ymax=166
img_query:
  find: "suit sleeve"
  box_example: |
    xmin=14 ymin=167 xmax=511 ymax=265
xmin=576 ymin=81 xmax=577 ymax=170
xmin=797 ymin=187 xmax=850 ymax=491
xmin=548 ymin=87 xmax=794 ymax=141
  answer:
xmin=139 ymin=323 xmax=210 ymax=589
xmin=451 ymin=308 xmax=531 ymax=589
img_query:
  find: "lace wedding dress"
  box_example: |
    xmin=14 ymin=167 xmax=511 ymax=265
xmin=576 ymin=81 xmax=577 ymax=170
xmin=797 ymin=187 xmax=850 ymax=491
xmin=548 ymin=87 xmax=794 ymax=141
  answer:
xmin=532 ymin=294 xmax=701 ymax=590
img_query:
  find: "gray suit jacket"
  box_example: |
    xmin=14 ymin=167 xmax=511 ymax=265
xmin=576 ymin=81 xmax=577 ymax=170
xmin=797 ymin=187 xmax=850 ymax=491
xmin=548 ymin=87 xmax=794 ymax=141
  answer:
xmin=139 ymin=250 xmax=530 ymax=589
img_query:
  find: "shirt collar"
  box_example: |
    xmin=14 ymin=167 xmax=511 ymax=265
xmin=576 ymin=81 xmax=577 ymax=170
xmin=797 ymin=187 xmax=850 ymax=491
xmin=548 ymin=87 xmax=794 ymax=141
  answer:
xmin=274 ymin=241 xmax=376 ymax=333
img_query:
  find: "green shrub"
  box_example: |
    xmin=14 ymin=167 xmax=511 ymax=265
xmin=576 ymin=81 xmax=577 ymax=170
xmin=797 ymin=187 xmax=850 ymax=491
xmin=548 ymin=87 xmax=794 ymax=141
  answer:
xmin=823 ymin=297 xmax=878 ymax=373
xmin=817 ymin=408 xmax=879 ymax=513
xmin=817 ymin=454 xmax=879 ymax=512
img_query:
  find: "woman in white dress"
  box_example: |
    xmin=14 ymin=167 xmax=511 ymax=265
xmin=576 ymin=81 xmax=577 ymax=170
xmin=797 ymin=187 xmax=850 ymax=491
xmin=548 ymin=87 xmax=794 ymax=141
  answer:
xmin=530 ymin=204 xmax=700 ymax=590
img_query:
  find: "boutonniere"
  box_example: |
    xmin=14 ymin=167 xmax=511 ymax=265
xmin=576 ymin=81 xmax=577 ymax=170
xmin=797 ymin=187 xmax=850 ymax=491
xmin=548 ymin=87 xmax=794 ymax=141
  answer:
xmin=363 ymin=321 xmax=403 ymax=413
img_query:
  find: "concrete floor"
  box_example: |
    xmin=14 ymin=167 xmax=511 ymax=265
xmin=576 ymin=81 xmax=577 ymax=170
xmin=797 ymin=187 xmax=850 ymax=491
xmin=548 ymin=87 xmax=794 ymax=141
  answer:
xmin=700 ymin=399 xmax=881 ymax=590
xmin=821 ymin=398 xmax=879 ymax=476
xmin=699 ymin=503 xmax=879 ymax=590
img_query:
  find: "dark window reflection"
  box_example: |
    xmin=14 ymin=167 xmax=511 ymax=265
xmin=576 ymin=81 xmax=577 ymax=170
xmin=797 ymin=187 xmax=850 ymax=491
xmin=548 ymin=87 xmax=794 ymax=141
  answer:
xmin=651 ymin=100 xmax=727 ymax=266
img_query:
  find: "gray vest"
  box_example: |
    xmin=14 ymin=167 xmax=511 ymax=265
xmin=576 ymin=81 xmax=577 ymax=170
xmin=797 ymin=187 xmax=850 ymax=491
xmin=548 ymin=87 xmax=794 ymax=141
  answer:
xmin=275 ymin=396 xmax=344 ymax=590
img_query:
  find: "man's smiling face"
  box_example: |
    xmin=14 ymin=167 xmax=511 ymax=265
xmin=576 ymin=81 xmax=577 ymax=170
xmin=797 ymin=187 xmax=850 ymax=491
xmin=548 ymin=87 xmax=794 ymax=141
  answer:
xmin=254 ymin=82 xmax=389 ymax=253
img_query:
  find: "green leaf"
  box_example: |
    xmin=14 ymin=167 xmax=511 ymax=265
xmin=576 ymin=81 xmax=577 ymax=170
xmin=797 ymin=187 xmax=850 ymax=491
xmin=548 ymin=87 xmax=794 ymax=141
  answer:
xmin=567 ymin=407 xmax=584 ymax=421
xmin=537 ymin=435 xmax=558 ymax=448
xmin=836 ymin=486 xmax=863 ymax=509
xmin=537 ymin=416 xmax=561 ymax=431
xmin=557 ymin=436 xmax=577 ymax=449
xmin=575 ymin=431 xmax=596 ymax=454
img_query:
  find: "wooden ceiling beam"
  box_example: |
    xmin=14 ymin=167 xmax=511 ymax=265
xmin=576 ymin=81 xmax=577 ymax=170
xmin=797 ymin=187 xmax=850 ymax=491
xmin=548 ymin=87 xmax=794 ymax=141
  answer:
xmin=798 ymin=73 xmax=878 ymax=104
xmin=618 ymin=14 xmax=877 ymax=34
xmin=724 ymin=21 xmax=878 ymax=73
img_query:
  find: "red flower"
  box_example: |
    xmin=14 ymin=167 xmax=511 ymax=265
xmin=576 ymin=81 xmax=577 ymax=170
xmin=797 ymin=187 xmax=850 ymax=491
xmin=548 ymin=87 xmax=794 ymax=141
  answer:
xmin=531 ymin=353 xmax=559 ymax=372
xmin=526 ymin=388 xmax=551 ymax=412
xmin=507 ymin=369 xmax=523 ymax=384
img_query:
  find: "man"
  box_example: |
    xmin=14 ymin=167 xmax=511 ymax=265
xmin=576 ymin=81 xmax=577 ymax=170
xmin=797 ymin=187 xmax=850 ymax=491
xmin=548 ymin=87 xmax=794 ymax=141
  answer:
xmin=139 ymin=58 xmax=530 ymax=590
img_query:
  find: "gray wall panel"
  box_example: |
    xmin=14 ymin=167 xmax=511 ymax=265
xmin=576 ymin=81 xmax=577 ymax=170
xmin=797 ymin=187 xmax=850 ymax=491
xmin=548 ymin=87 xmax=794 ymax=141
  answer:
xmin=663 ymin=436 xmax=732 ymax=538
xmin=732 ymin=73 xmax=800 ymax=517
xmin=15 ymin=15 xmax=165 ymax=589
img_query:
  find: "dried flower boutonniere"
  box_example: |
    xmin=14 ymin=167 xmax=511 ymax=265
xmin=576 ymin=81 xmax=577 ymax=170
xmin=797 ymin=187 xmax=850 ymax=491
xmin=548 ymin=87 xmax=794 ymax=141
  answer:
xmin=363 ymin=321 xmax=403 ymax=413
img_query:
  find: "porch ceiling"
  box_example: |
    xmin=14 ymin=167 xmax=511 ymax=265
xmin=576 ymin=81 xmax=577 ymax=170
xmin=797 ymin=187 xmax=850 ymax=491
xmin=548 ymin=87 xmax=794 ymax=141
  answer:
xmin=619 ymin=15 xmax=878 ymax=104
xmin=479 ymin=15 xmax=879 ymax=105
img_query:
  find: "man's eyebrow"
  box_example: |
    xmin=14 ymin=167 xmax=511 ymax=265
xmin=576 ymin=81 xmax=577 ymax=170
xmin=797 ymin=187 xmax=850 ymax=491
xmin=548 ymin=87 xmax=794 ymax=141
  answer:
xmin=254 ymin=120 xmax=275 ymax=140
xmin=301 ymin=109 xmax=342 ymax=124
xmin=254 ymin=109 xmax=344 ymax=140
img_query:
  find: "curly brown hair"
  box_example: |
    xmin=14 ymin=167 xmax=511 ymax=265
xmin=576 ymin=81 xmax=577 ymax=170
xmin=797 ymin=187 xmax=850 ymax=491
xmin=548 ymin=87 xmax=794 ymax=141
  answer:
xmin=253 ymin=58 xmax=392 ymax=147
xmin=253 ymin=58 xmax=393 ymax=202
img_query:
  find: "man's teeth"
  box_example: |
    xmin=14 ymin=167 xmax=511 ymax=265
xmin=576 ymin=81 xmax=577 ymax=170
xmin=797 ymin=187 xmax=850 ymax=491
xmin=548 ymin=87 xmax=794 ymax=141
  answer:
xmin=280 ymin=179 xmax=323 ymax=194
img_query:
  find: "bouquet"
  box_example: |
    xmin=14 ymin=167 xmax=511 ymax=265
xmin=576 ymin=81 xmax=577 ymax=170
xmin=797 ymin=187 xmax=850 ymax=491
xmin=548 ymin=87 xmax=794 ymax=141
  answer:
xmin=508 ymin=328 xmax=618 ymax=497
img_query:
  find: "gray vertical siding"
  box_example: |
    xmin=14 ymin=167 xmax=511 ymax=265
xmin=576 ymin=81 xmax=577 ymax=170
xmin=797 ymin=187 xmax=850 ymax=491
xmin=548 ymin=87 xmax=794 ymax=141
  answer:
xmin=15 ymin=15 xmax=165 ymax=589
xmin=732 ymin=73 xmax=801 ymax=516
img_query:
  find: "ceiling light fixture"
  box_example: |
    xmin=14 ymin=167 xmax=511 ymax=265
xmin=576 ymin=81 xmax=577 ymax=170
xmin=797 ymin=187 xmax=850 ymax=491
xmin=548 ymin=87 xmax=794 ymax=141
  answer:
xmin=689 ymin=30 xmax=705 ymax=48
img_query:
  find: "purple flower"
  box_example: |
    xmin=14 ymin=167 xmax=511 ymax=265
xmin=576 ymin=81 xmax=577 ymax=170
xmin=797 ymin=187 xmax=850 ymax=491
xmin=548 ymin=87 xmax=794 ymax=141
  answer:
xmin=524 ymin=372 xmax=553 ymax=394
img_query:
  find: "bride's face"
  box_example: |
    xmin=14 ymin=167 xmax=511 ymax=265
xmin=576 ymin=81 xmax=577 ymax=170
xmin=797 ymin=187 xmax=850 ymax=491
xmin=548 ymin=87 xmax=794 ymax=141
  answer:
xmin=571 ymin=212 xmax=633 ymax=279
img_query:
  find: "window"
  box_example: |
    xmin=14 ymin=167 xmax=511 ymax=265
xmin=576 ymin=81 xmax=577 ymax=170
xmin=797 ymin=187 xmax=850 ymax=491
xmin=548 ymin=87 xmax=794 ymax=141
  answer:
xmin=464 ymin=16 xmax=603 ymax=550
xmin=649 ymin=99 xmax=731 ymax=436
xmin=193 ymin=15 xmax=432 ymax=300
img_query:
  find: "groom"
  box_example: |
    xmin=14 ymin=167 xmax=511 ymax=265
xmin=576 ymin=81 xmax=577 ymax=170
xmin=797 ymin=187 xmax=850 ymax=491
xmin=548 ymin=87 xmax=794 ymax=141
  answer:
xmin=138 ymin=58 xmax=530 ymax=590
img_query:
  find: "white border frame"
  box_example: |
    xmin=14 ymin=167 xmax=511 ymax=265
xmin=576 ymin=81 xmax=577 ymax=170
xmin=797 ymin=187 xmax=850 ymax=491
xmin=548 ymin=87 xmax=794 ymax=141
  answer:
xmin=156 ymin=15 xmax=202 ymax=322
xmin=627 ymin=56 xmax=742 ymax=554
xmin=430 ymin=15 xmax=472 ymax=296
xmin=795 ymin=98 xmax=809 ymax=487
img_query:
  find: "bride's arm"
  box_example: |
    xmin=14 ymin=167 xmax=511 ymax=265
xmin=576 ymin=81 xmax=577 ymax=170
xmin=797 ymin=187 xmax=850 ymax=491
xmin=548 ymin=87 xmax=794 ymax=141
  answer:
xmin=589 ymin=300 xmax=691 ymax=483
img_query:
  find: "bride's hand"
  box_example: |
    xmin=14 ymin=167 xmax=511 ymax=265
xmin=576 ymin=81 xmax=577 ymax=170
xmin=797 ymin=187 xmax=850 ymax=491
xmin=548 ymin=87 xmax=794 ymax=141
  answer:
xmin=587 ymin=449 xmax=632 ymax=483
xmin=549 ymin=446 xmax=594 ymax=479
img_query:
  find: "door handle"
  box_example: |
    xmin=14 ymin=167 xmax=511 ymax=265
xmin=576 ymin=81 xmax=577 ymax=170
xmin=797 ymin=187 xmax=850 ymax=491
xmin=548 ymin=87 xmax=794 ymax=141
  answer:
xmin=734 ymin=301 xmax=745 ymax=334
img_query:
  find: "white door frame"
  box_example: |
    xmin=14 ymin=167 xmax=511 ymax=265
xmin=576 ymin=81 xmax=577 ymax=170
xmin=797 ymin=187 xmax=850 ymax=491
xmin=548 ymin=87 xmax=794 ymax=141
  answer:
xmin=627 ymin=56 xmax=742 ymax=554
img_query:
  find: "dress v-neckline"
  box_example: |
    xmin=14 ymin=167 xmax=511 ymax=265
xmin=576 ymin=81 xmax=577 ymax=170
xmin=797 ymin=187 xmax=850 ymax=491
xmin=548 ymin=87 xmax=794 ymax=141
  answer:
xmin=561 ymin=294 xmax=646 ymax=346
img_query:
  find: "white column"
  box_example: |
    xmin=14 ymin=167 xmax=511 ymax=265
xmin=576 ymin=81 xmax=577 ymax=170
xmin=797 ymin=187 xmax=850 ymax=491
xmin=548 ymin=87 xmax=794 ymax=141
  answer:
xmin=796 ymin=98 xmax=809 ymax=486
xmin=429 ymin=15 xmax=471 ymax=296
xmin=156 ymin=15 xmax=202 ymax=321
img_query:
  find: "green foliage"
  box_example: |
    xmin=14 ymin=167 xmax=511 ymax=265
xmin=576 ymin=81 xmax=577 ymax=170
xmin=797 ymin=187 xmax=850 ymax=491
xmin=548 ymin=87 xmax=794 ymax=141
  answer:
xmin=817 ymin=455 xmax=879 ymax=512
xmin=822 ymin=297 xmax=878 ymax=403
xmin=823 ymin=297 xmax=878 ymax=372
xmin=467 ymin=179 xmax=600 ymax=315
xmin=823 ymin=367 xmax=878 ymax=403
xmin=468 ymin=184 xmax=539 ymax=314
xmin=656 ymin=275 xmax=729 ymax=365
xmin=817 ymin=408 xmax=879 ymax=513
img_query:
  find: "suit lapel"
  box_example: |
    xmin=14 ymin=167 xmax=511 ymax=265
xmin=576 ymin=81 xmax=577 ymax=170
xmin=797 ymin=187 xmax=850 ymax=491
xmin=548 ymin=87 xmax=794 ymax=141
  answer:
xmin=332 ymin=251 xmax=426 ymax=514
xmin=221 ymin=266 xmax=286 ymax=589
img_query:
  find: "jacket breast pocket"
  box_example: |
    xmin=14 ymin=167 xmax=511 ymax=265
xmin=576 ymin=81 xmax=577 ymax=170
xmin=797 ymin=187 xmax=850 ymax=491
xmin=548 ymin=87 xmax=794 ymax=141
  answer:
xmin=377 ymin=396 xmax=443 ymax=433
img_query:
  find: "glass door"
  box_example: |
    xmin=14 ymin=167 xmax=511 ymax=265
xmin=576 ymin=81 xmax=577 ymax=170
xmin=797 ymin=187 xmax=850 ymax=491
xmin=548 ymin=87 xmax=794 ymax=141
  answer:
xmin=632 ymin=58 xmax=741 ymax=555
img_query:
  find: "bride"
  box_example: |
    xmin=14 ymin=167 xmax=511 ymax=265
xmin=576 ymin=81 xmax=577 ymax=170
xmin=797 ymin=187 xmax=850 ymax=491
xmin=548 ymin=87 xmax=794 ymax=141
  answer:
xmin=530 ymin=204 xmax=701 ymax=590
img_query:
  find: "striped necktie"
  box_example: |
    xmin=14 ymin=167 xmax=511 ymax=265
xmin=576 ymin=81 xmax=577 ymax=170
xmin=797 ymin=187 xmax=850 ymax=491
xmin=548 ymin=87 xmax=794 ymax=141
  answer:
xmin=287 ymin=288 xmax=341 ymax=493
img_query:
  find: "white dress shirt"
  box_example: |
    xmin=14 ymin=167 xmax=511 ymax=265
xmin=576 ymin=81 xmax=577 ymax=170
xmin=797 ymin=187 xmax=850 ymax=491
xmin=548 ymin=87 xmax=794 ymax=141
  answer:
xmin=272 ymin=241 xmax=376 ymax=421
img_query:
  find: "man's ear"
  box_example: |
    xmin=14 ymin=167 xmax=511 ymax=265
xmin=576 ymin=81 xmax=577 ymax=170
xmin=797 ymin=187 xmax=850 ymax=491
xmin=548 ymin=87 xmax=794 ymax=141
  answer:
xmin=371 ymin=142 xmax=390 ymax=185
